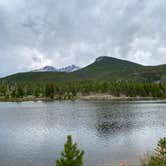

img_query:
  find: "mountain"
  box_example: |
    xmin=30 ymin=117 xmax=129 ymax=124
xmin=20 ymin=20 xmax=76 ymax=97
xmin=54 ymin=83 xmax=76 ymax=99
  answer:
xmin=73 ymin=56 xmax=143 ymax=80
xmin=58 ymin=65 xmax=80 ymax=72
xmin=33 ymin=66 xmax=57 ymax=72
xmin=32 ymin=65 xmax=80 ymax=73
xmin=74 ymin=56 xmax=166 ymax=82
xmin=1 ymin=56 xmax=166 ymax=83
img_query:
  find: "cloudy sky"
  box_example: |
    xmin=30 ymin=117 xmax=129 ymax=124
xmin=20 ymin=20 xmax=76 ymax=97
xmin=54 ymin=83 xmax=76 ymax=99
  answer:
xmin=0 ymin=0 xmax=166 ymax=77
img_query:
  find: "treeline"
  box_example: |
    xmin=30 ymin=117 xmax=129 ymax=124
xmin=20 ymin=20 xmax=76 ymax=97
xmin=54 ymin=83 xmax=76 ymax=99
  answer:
xmin=0 ymin=81 xmax=166 ymax=100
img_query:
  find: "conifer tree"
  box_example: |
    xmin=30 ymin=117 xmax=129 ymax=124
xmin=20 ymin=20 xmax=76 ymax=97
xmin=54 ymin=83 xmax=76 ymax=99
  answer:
xmin=45 ymin=84 xmax=54 ymax=99
xmin=16 ymin=86 xmax=24 ymax=98
xmin=154 ymin=137 xmax=166 ymax=161
xmin=140 ymin=137 xmax=166 ymax=166
xmin=56 ymin=135 xmax=84 ymax=166
xmin=148 ymin=137 xmax=166 ymax=166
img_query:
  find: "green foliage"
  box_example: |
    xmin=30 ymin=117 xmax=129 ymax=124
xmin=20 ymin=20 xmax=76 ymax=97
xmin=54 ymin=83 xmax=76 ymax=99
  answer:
xmin=16 ymin=86 xmax=24 ymax=98
xmin=33 ymin=86 xmax=40 ymax=97
xmin=151 ymin=137 xmax=166 ymax=165
xmin=141 ymin=138 xmax=166 ymax=166
xmin=0 ymin=85 xmax=7 ymax=96
xmin=56 ymin=135 xmax=84 ymax=166
xmin=11 ymin=88 xmax=17 ymax=98
xmin=45 ymin=84 xmax=54 ymax=99
xmin=0 ymin=81 xmax=166 ymax=100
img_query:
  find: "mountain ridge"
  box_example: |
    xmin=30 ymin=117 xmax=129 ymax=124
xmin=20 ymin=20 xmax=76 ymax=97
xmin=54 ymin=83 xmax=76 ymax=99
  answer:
xmin=1 ymin=56 xmax=166 ymax=83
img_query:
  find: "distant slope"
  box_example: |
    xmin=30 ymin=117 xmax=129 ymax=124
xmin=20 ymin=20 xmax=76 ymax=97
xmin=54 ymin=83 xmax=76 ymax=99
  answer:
xmin=0 ymin=72 xmax=74 ymax=83
xmin=1 ymin=56 xmax=166 ymax=83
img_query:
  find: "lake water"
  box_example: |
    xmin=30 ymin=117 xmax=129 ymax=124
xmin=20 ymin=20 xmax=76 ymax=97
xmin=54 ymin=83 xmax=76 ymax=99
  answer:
xmin=0 ymin=100 xmax=165 ymax=166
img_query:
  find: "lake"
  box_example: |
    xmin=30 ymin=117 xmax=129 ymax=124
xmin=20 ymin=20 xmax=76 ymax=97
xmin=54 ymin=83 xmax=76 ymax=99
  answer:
xmin=0 ymin=100 xmax=165 ymax=166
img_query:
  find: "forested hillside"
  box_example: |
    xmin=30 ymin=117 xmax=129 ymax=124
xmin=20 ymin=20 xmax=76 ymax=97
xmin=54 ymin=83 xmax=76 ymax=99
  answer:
xmin=1 ymin=56 xmax=166 ymax=83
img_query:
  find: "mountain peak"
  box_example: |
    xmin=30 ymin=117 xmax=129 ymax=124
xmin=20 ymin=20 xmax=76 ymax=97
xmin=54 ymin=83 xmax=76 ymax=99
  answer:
xmin=33 ymin=66 xmax=57 ymax=72
xmin=32 ymin=65 xmax=80 ymax=73
xmin=59 ymin=65 xmax=80 ymax=72
xmin=43 ymin=66 xmax=57 ymax=71
xmin=95 ymin=56 xmax=142 ymax=66
xmin=95 ymin=56 xmax=109 ymax=62
xmin=2 ymin=56 xmax=166 ymax=83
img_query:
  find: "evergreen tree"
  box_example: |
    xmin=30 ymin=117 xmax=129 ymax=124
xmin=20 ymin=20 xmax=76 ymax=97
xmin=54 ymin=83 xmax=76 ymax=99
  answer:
xmin=153 ymin=137 xmax=166 ymax=162
xmin=16 ymin=86 xmax=24 ymax=98
xmin=11 ymin=89 xmax=17 ymax=98
xmin=56 ymin=135 xmax=84 ymax=166
xmin=45 ymin=84 xmax=54 ymax=99
xmin=0 ymin=85 xmax=7 ymax=97
xmin=140 ymin=138 xmax=166 ymax=166
xmin=34 ymin=87 xmax=40 ymax=97
xmin=145 ymin=137 xmax=166 ymax=166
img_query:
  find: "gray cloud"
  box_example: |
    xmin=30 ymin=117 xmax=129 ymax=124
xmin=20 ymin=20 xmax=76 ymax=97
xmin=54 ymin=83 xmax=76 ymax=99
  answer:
xmin=0 ymin=0 xmax=166 ymax=77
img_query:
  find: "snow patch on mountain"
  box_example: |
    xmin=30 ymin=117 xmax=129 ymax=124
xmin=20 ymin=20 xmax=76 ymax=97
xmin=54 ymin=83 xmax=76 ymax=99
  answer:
xmin=59 ymin=65 xmax=80 ymax=72
xmin=32 ymin=65 xmax=80 ymax=73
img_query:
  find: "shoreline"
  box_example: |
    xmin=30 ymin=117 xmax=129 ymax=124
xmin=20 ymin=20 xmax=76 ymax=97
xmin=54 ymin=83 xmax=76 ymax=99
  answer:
xmin=78 ymin=94 xmax=166 ymax=101
xmin=0 ymin=94 xmax=166 ymax=102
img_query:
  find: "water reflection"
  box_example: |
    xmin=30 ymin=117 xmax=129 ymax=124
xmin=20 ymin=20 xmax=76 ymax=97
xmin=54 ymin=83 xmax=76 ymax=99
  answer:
xmin=90 ymin=101 xmax=166 ymax=139
xmin=0 ymin=101 xmax=165 ymax=166
xmin=93 ymin=101 xmax=134 ymax=137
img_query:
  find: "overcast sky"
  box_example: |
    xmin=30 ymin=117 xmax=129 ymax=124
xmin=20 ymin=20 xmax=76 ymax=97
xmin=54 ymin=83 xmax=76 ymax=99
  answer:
xmin=0 ymin=0 xmax=166 ymax=77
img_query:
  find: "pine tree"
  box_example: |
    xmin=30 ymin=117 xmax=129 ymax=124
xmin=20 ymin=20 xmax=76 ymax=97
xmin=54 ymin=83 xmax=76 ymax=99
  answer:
xmin=56 ymin=135 xmax=84 ymax=166
xmin=16 ymin=86 xmax=24 ymax=98
xmin=148 ymin=137 xmax=166 ymax=166
xmin=11 ymin=89 xmax=17 ymax=98
xmin=45 ymin=84 xmax=54 ymax=99
xmin=140 ymin=138 xmax=166 ymax=166
xmin=154 ymin=137 xmax=166 ymax=161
